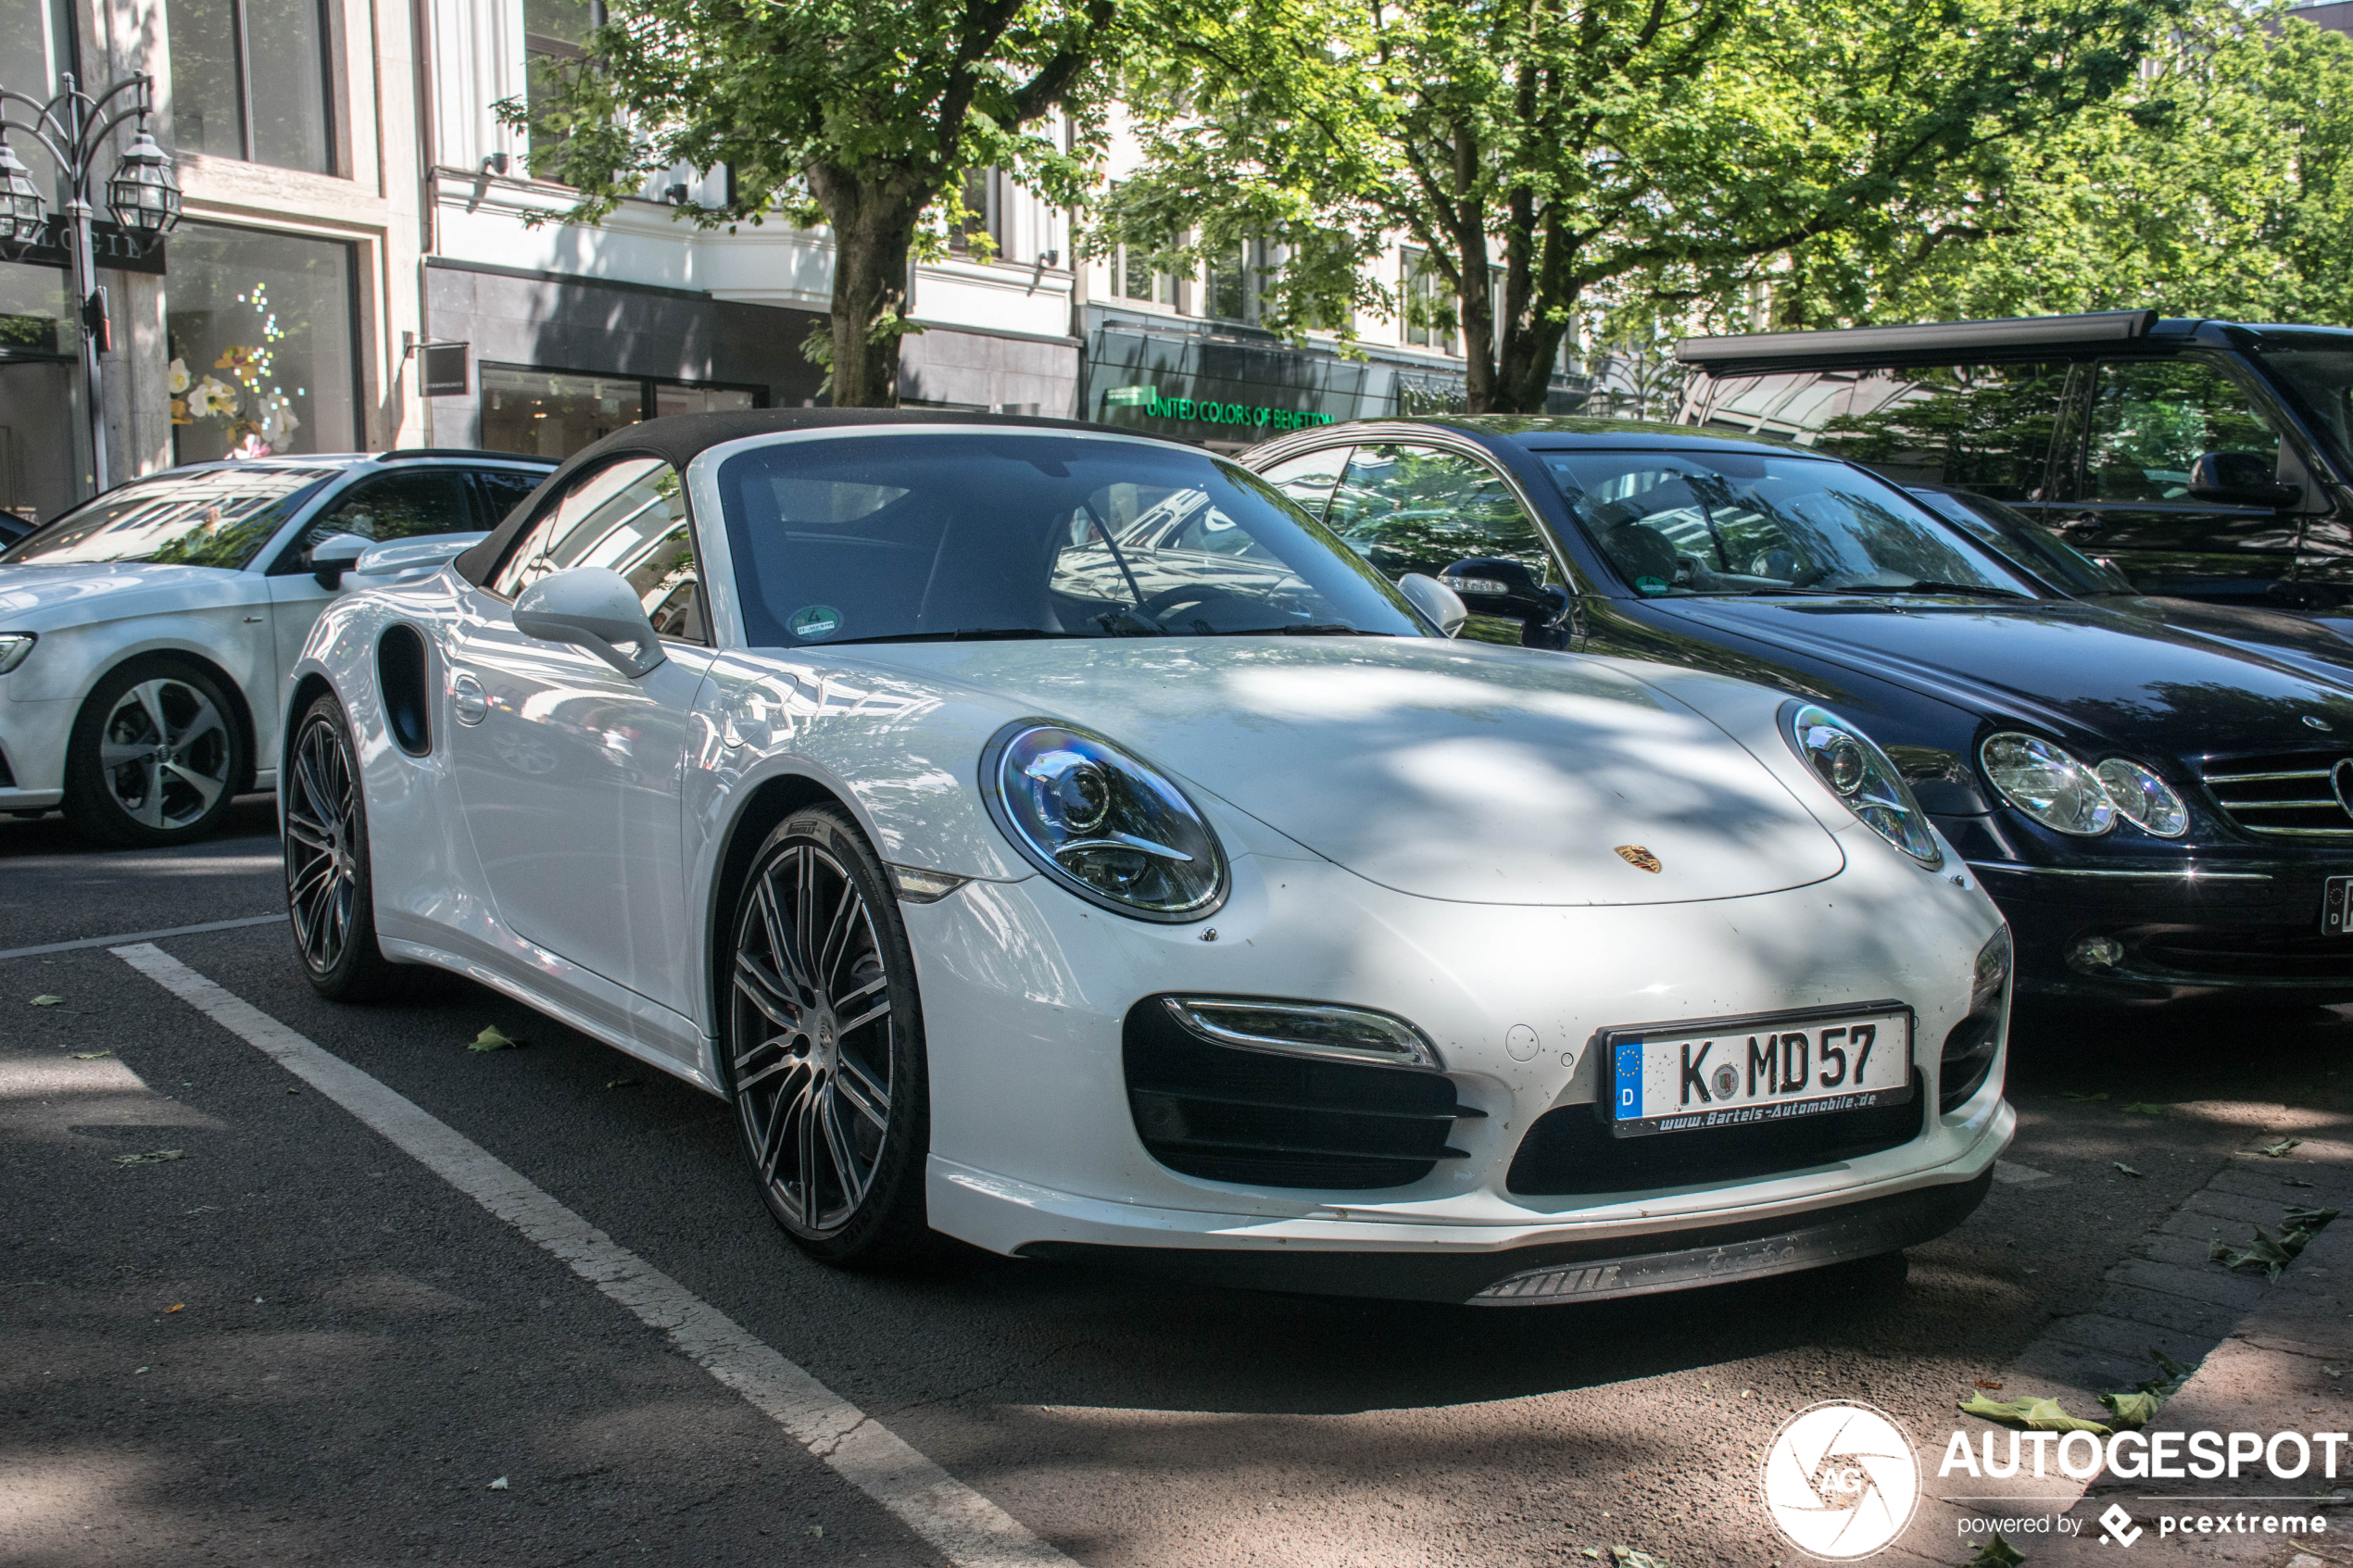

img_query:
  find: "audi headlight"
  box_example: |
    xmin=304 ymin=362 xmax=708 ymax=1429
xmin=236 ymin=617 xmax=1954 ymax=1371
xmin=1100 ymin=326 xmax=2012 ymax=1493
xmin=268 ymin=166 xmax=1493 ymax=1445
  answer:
xmin=1981 ymin=732 xmax=2115 ymax=835
xmin=1783 ymin=702 xmax=1943 ymax=867
xmin=0 ymin=633 xmax=32 ymax=674
xmin=983 ymin=721 xmax=1227 ymax=921
xmin=2094 ymin=757 xmax=2189 ymax=838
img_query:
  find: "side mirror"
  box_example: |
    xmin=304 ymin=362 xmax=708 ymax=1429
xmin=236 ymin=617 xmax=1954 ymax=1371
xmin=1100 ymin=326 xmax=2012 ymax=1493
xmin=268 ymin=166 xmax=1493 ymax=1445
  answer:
xmin=512 ymin=567 xmax=667 ymax=678
xmin=1439 ymin=557 xmax=1557 ymax=624
xmin=351 ymin=531 xmax=489 ymax=584
xmin=1396 ymin=572 xmax=1468 ymax=637
xmin=2188 ymin=451 xmax=2300 ymax=509
xmin=306 ymin=531 xmax=371 ymax=589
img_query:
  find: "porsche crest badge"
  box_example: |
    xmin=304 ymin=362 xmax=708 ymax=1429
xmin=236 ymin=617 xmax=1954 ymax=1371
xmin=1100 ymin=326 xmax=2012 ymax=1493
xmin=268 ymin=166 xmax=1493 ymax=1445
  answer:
xmin=1613 ymin=845 xmax=1663 ymax=873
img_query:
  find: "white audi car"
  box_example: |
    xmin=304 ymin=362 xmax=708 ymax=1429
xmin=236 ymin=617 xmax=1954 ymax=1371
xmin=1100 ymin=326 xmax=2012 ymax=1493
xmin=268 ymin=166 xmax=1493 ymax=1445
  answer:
xmin=0 ymin=451 xmax=551 ymax=844
xmin=284 ymin=411 xmax=2013 ymax=1302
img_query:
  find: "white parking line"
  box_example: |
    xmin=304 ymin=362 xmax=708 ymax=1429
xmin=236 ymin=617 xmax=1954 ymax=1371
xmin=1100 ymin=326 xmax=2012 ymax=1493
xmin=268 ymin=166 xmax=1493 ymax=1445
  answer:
xmin=111 ymin=943 xmax=1073 ymax=1568
xmin=0 ymin=912 xmax=286 ymax=962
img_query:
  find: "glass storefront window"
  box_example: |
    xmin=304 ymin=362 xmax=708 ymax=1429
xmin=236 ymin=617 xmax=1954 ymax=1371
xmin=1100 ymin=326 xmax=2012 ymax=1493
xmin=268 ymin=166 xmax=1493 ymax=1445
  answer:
xmin=166 ymin=221 xmax=358 ymax=463
xmin=481 ymin=365 xmax=757 ymax=459
xmin=164 ymin=0 xmax=333 ymax=173
xmin=0 ymin=258 xmax=83 ymax=521
xmin=0 ymin=0 xmax=71 ymax=104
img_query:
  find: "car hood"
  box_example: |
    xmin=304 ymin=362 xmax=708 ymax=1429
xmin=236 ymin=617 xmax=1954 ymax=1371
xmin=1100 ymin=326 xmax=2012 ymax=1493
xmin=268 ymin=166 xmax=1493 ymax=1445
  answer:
xmin=2084 ymin=594 xmax=2353 ymax=684
xmin=0 ymin=561 xmax=247 ymax=626
xmin=838 ymin=637 xmax=1845 ymax=906
xmin=1649 ymin=596 xmax=2353 ymax=759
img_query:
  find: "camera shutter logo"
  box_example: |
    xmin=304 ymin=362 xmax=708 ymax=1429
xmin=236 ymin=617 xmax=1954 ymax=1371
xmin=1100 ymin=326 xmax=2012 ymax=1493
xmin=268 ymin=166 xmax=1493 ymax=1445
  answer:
xmin=1758 ymin=1400 xmax=1920 ymax=1560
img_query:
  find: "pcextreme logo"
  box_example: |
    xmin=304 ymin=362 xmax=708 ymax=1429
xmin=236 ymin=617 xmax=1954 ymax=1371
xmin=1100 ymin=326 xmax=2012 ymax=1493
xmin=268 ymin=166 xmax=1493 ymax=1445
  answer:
xmin=1759 ymin=1400 xmax=1923 ymax=1561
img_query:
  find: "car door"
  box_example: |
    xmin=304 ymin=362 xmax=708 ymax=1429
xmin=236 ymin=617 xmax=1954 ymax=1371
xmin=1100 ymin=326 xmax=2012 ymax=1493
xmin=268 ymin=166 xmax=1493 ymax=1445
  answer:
xmin=443 ymin=456 xmax=715 ymax=1026
xmin=265 ymin=465 xmax=481 ymax=691
xmin=1315 ymin=443 xmax=1567 ymax=646
xmin=2046 ymin=356 xmax=2305 ymax=605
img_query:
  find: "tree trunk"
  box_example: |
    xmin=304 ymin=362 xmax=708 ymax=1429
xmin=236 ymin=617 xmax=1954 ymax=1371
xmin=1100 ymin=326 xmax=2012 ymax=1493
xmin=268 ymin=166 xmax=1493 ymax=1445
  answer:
xmin=809 ymin=166 xmax=922 ymax=408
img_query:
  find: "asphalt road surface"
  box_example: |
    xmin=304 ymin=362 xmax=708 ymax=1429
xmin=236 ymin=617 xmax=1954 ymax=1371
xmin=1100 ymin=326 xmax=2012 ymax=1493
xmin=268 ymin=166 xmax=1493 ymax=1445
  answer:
xmin=5 ymin=803 xmax=2348 ymax=1567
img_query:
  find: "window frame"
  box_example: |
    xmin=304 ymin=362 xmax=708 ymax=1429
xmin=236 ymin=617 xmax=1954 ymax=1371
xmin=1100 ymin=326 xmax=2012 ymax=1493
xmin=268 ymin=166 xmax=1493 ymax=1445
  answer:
xmin=2067 ymin=351 xmax=2299 ymax=509
xmin=263 ymin=462 xmax=480 ymax=574
xmin=476 ymin=361 xmax=766 ymax=461
xmin=169 ymin=0 xmax=338 ymax=174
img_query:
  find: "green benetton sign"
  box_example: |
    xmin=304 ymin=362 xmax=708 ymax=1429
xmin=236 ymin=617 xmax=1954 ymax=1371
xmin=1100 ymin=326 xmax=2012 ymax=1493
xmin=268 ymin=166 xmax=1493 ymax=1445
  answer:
xmin=1101 ymin=384 xmax=1337 ymax=432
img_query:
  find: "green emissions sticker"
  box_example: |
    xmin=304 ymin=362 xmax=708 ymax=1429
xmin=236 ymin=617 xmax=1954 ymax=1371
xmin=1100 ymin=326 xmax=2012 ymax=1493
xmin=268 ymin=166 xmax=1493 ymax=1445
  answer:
xmin=789 ymin=604 xmax=843 ymax=639
xmin=1633 ymin=576 xmax=1670 ymax=597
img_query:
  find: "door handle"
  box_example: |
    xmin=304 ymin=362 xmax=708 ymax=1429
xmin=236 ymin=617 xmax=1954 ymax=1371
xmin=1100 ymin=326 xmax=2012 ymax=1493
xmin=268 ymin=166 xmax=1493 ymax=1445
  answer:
xmin=450 ymin=671 xmax=489 ymax=726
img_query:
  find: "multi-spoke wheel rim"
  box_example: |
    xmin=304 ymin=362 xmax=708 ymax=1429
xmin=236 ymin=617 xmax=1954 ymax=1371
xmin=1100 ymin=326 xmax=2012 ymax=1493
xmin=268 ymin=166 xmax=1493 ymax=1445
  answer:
xmin=99 ymin=677 xmax=233 ymax=830
xmin=283 ymin=719 xmax=359 ymax=976
xmin=731 ymin=842 xmax=895 ymax=1237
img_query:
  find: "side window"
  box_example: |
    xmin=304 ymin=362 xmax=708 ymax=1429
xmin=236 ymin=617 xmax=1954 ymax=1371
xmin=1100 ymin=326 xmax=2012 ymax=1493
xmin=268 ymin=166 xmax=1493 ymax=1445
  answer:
xmin=279 ymin=469 xmax=473 ymax=569
xmin=2085 ymin=359 xmax=2284 ymax=504
xmin=473 ymin=469 xmax=546 ymax=529
xmin=1323 ymin=444 xmax=1554 ymax=646
xmin=490 ymin=457 xmax=708 ymax=645
xmin=1802 ymin=363 xmax=2070 ymax=501
xmin=1256 ymin=446 xmax=1351 ymax=521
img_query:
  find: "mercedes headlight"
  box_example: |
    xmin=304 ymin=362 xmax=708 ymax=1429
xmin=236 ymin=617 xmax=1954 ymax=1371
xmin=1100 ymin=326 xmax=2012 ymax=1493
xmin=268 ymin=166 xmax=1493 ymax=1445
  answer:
xmin=1981 ymin=732 xmax=2115 ymax=835
xmin=2094 ymin=757 xmax=2189 ymax=838
xmin=1783 ymin=702 xmax=1943 ymax=867
xmin=0 ymin=633 xmax=32 ymax=674
xmin=983 ymin=721 xmax=1227 ymax=921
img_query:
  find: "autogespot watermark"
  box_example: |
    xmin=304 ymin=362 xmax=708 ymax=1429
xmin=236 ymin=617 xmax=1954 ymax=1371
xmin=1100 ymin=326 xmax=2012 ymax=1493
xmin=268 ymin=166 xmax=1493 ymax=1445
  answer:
xmin=1764 ymin=1400 xmax=2350 ymax=1558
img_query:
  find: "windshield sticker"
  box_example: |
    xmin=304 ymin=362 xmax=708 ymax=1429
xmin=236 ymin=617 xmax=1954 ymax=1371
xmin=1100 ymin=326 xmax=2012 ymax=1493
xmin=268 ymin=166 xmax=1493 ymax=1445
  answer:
xmin=788 ymin=604 xmax=843 ymax=640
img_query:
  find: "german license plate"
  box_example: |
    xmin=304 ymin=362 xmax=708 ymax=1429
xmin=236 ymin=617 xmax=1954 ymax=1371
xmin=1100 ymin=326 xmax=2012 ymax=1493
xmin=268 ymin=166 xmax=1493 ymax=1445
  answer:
xmin=1600 ymin=1004 xmax=1913 ymax=1138
xmin=2325 ymin=877 xmax=2353 ymax=935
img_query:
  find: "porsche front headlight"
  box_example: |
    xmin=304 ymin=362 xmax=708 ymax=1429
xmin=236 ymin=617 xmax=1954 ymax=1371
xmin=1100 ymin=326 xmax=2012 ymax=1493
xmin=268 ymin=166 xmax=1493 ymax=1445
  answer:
xmin=1782 ymin=702 xmax=1943 ymax=867
xmin=2094 ymin=757 xmax=2189 ymax=838
xmin=984 ymin=721 xmax=1227 ymax=921
xmin=1981 ymin=732 xmax=2115 ymax=836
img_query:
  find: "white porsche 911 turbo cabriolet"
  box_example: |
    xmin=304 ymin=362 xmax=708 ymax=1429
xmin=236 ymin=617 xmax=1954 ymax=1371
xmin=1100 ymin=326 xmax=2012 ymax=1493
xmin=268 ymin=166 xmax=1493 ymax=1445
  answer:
xmin=283 ymin=410 xmax=2014 ymax=1304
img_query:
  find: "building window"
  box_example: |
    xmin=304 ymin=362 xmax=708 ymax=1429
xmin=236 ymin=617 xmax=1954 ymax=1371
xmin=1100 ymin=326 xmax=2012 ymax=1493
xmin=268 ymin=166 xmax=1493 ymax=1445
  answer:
xmin=0 ymin=0 xmax=73 ymax=110
xmin=165 ymin=0 xmax=334 ymax=173
xmin=167 ymin=221 xmax=358 ymax=462
xmin=946 ymin=167 xmax=1000 ymax=257
xmin=480 ymin=365 xmax=759 ymax=460
xmin=1206 ymin=242 xmax=1269 ymax=325
xmin=1402 ymin=247 xmax=1455 ymax=354
xmin=1114 ymin=245 xmax=1175 ymax=307
xmin=524 ymin=0 xmax=603 ymax=170
xmin=0 ymin=258 xmax=82 ymax=521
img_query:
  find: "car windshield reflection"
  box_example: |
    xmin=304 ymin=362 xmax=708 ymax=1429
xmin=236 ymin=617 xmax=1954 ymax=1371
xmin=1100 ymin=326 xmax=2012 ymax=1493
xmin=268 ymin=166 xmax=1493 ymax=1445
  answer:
xmin=715 ymin=433 xmax=1430 ymax=646
xmin=1543 ymin=449 xmax=2038 ymax=600
xmin=3 ymin=467 xmax=337 ymax=570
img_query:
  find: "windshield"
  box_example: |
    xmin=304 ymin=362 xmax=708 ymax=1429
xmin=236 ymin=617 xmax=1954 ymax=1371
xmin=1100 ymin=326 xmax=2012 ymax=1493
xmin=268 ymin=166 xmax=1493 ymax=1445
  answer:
xmin=2253 ymin=345 xmax=2353 ymax=475
xmin=1542 ymin=449 xmax=2039 ymax=598
xmin=716 ymin=433 xmax=1429 ymax=646
xmin=2 ymin=467 xmax=336 ymax=570
xmin=1906 ymin=488 xmax=2129 ymax=596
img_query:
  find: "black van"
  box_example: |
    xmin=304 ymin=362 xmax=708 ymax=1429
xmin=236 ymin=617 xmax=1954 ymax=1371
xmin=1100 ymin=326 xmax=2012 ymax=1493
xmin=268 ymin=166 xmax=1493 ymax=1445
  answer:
xmin=1677 ymin=311 xmax=2353 ymax=617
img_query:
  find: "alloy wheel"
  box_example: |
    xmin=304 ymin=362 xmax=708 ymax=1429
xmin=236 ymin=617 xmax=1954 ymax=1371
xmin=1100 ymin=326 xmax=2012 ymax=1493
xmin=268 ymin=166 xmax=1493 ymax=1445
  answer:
xmin=731 ymin=841 xmax=896 ymax=1237
xmin=99 ymin=677 xmax=233 ymax=831
xmin=284 ymin=717 xmax=359 ymax=975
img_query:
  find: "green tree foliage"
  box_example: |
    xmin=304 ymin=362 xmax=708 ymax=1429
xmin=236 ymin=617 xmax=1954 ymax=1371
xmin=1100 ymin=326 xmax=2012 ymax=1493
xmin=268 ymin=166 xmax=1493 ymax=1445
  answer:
xmin=500 ymin=0 xmax=1126 ymax=406
xmin=1101 ymin=0 xmax=2178 ymax=412
xmin=1844 ymin=1 xmax=2353 ymax=325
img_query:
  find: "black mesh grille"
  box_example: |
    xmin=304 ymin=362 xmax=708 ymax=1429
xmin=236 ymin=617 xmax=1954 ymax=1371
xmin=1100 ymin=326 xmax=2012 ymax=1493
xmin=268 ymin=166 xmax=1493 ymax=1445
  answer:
xmin=2132 ymin=923 xmax=2353 ymax=980
xmin=1505 ymin=1073 xmax=1926 ymax=1196
xmin=1123 ymin=998 xmax=1473 ymax=1189
xmin=2200 ymin=751 xmax=2353 ymax=840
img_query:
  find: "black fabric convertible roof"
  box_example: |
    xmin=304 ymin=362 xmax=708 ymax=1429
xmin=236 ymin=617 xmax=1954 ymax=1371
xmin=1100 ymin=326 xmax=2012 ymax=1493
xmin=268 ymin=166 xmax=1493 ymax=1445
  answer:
xmin=454 ymin=408 xmax=1164 ymax=587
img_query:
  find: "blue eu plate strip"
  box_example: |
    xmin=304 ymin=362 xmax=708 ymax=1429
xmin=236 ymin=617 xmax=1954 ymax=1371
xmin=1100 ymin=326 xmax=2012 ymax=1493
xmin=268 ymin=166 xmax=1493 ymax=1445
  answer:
xmin=1615 ymin=1042 xmax=1642 ymax=1121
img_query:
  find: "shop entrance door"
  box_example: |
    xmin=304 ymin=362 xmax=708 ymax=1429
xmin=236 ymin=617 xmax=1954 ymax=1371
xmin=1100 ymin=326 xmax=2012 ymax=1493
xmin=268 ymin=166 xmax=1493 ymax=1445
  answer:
xmin=0 ymin=358 xmax=82 ymax=526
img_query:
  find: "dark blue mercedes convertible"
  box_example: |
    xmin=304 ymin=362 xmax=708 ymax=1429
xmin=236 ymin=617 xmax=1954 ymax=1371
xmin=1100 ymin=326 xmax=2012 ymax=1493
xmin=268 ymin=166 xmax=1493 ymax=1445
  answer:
xmin=1245 ymin=417 xmax=2353 ymax=1006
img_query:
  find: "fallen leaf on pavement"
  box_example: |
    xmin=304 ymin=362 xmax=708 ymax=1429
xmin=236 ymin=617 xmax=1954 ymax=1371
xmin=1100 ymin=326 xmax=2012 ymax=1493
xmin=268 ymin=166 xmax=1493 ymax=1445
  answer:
xmin=604 ymin=1077 xmax=639 ymax=1089
xmin=2284 ymin=1177 xmax=2317 ymax=1188
xmin=468 ymin=1025 xmax=522 ymax=1052
xmin=164 ymin=1303 xmax=183 ymax=1314
xmin=2262 ymin=1137 xmax=2304 ymax=1158
xmin=2099 ymin=1390 xmax=2162 ymax=1429
xmin=112 ymin=1149 xmax=186 ymax=1166
xmin=2114 ymin=1162 xmax=2145 ymax=1177
xmin=1973 ymin=1379 xmax=2004 ymax=1390
xmin=2211 ymin=1208 xmax=2334 ymax=1280
xmin=71 ymin=1051 xmax=112 ymax=1060
xmin=2324 ymin=1367 xmax=2342 ymax=1380
xmin=2061 ymin=1091 xmax=2108 ymax=1101
xmin=1610 ymin=1549 xmax=1669 ymax=1568
xmin=1958 ymin=1392 xmax=2112 ymax=1435
xmin=29 ymin=995 xmax=61 ymax=1006
xmin=1967 ymin=1535 xmax=2025 ymax=1568
xmin=1580 ymin=1552 xmax=1601 ymax=1562
xmin=487 ymin=1476 xmax=509 ymax=1490
xmin=2122 ymin=1102 xmax=2169 ymax=1116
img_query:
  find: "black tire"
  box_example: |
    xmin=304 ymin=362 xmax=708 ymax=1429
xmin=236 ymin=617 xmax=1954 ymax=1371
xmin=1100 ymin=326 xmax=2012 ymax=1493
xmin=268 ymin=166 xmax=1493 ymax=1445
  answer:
xmin=283 ymin=692 xmax=410 ymax=1002
xmin=62 ymin=656 xmax=248 ymax=847
xmin=724 ymin=806 xmax=935 ymax=1266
